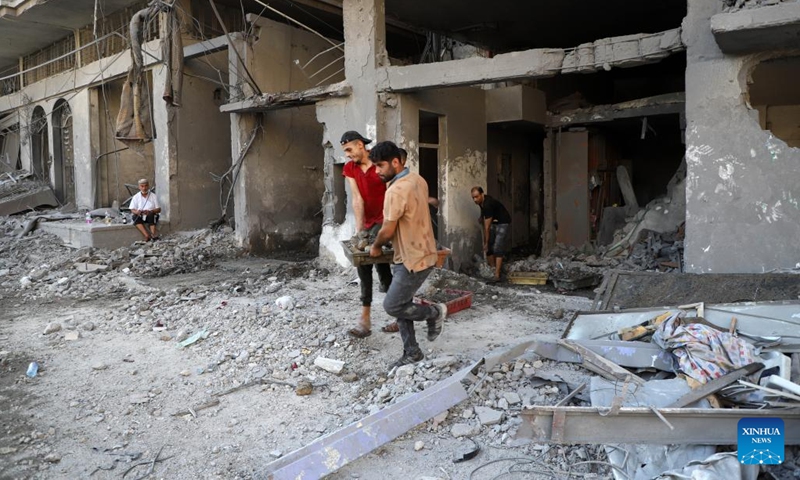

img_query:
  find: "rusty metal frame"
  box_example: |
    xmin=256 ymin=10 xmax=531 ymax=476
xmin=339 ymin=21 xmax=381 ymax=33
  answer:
xmin=518 ymin=406 xmax=800 ymax=445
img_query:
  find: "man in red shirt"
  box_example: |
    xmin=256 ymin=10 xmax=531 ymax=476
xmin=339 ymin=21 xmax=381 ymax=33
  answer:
xmin=341 ymin=131 xmax=393 ymax=338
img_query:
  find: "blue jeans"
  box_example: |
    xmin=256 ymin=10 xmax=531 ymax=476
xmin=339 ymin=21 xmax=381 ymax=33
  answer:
xmin=383 ymin=264 xmax=438 ymax=355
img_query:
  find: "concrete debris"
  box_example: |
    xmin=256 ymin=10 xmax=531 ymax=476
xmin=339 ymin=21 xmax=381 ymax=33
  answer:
xmin=450 ymin=423 xmax=480 ymax=438
xmin=64 ymin=331 xmax=80 ymax=341
xmin=475 ymin=407 xmax=504 ymax=426
xmin=43 ymin=323 xmax=61 ymax=335
xmin=314 ymin=356 xmax=345 ymax=374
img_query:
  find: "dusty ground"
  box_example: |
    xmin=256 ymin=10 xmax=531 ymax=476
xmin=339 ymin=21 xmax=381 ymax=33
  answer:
xmin=0 ymin=227 xmax=601 ymax=480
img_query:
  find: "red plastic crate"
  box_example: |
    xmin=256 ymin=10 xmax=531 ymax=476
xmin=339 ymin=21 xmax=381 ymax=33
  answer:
xmin=414 ymin=289 xmax=473 ymax=315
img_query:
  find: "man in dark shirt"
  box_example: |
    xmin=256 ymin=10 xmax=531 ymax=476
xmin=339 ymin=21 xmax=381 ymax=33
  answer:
xmin=471 ymin=186 xmax=511 ymax=282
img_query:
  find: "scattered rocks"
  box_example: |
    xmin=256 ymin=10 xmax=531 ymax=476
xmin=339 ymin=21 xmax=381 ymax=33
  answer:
xmin=414 ymin=441 xmax=424 ymax=451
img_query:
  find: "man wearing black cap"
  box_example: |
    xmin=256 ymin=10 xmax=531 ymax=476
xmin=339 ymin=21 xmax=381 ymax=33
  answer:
xmin=340 ymin=131 xmax=394 ymax=338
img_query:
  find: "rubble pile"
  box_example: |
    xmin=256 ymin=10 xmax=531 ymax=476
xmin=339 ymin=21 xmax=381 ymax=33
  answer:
xmin=0 ymin=218 xmax=242 ymax=301
xmin=622 ymin=225 xmax=685 ymax=272
xmin=505 ymin=243 xmax=619 ymax=286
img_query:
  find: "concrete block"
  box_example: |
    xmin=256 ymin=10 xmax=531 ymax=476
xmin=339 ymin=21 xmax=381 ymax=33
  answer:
xmin=475 ymin=406 xmax=504 ymax=426
xmin=314 ymin=356 xmax=344 ymax=374
xmin=640 ymin=34 xmax=664 ymax=57
xmin=40 ymin=221 xmax=171 ymax=250
xmin=612 ymin=35 xmax=643 ymax=68
xmin=659 ymin=28 xmax=683 ymax=50
xmin=503 ymin=392 xmax=522 ymax=405
xmin=450 ymin=423 xmax=479 ymax=438
xmin=486 ymin=85 xmax=546 ymax=125
xmin=593 ymin=39 xmax=614 ymax=70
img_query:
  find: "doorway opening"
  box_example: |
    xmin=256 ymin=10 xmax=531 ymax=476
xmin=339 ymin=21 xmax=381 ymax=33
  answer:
xmin=487 ymin=123 xmax=545 ymax=255
xmin=30 ymin=106 xmax=50 ymax=182
xmin=748 ymin=55 xmax=800 ymax=148
xmin=419 ymin=110 xmax=442 ymax=239
xmin=52 ymin=99 xmax=75 ymax=205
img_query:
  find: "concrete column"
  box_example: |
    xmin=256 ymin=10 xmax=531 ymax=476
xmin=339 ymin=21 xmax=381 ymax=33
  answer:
xmin=228 ymin=33 xmax=252 ymax=248
xmin=342 ymin=0 xmax=387 ymax=139
xmin=317 ymin=0 xmax=388 ymax=264
xmin=18 ymin=108 xmax=32 ymax=172
xmin=152 ymin=66 xmax=178 ymax=223
xmin=71 ymin=90 xmax=95 ymax=208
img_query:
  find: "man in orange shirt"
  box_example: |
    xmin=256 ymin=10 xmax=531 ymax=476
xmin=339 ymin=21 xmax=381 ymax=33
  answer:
xmin=369 ymin=141 xmax=447 ymax=370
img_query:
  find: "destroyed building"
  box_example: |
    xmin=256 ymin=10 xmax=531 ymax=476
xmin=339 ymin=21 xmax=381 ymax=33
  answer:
xmin=1 ymin=2 xmax=800 ymax=479
xmin=0 ymin=0 xmax=798 ymax=272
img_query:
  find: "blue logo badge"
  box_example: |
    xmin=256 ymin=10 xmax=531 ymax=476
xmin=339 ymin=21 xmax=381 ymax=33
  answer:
xmin=738 ymin=418 xmax=784 ymax=465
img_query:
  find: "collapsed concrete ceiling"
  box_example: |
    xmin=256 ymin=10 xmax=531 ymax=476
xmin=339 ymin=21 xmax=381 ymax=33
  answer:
xmin=385 ymin=0 xmax=687 ymax=52
xmin=0 ymin=0 xmax=687 ymax=85
xmin=0 ymin=0 xmax=141 ymax=76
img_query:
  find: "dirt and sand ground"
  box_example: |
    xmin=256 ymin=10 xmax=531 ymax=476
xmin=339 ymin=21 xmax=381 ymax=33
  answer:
xmin=0 ymin=225 xmax=607 ymax=480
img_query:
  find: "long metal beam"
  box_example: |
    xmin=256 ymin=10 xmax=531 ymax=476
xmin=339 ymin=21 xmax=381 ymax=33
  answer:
xmin=260 ymin=363 xmax=475 ymax=480
xmin=518 ymin=406 xmax=800 ymax=445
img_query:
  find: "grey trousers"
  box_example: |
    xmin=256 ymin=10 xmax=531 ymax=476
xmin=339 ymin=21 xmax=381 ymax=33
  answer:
xmin=383 ymin=263 xmax=438 ymax=355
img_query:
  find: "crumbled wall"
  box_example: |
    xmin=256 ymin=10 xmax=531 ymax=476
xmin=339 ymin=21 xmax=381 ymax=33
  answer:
xmin=684 ymin=0 xmax=800 ymax=273
xmin=397 ymin=87 xmax=488 ymax=272
xmin=232 ymin=17 xmax=343 ymax=253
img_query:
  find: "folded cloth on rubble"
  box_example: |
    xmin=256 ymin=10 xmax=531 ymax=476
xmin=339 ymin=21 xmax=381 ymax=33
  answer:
xmin=653 ymin=314 xmax=758 ymax=384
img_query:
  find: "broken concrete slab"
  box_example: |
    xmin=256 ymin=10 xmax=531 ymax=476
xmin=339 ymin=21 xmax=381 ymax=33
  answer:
xmin=474 ymin=406 xmax=503 ymax=426
xmin=40 ymin=221 xmax=171 ymax=250
xmin=593 ymin=270 xmax=800 ymax=311
xmin=0 ymin=186 xmax=58 ymax=216
xmin=711 ymin=2 xmax=800 ymax=53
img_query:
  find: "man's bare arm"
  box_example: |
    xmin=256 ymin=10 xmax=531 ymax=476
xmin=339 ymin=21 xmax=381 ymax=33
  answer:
xmin=369 ymin=220 xmax=398 ymax=257
xmin=347 ymin=177 xmax=365 ymax=231
xmin=483 ymin=217 xmax=493 ymax=251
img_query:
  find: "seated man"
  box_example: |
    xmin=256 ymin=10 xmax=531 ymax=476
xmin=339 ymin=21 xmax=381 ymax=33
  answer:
xmin=130 ymin=178 xmax=161 ymax=241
